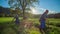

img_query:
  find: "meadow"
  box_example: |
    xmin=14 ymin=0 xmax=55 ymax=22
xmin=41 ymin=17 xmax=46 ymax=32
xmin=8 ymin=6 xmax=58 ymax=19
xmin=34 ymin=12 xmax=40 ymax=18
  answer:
xmin=0 ymin=17 xmax=60 ymax=34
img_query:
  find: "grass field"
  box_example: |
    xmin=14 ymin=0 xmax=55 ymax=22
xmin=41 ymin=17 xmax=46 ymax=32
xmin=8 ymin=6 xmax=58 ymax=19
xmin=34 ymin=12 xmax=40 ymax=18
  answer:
xmin=0 ymin=17 xmax=60 ymax=34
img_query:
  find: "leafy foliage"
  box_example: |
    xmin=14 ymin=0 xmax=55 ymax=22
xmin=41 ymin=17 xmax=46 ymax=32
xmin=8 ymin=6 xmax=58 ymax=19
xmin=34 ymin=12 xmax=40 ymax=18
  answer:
xmin=8 ymin=0 xmax=39 ymax=19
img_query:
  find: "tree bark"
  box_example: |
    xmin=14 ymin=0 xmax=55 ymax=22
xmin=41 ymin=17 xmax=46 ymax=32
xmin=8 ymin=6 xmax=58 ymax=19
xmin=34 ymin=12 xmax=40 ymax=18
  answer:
xmin=23 ymin=8 xmax=25 ymax=19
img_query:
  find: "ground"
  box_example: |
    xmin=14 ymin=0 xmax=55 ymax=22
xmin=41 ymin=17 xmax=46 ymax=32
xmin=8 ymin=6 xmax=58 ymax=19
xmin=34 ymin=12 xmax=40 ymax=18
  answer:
xmin=0 ymin=17 xmax=60 ymax=34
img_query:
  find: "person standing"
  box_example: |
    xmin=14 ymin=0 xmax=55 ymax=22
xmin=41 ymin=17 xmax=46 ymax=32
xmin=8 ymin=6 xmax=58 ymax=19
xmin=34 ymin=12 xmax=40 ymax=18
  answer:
xmin=39 ymin=10 xmax=49 ymax=34
xmin=14 ymin=14 xmax=20 ymax=25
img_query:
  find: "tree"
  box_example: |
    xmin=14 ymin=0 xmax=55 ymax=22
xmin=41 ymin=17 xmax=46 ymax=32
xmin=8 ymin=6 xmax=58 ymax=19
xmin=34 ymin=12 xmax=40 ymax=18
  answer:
xmin=8 ymin=0 xmax=39 ymax=19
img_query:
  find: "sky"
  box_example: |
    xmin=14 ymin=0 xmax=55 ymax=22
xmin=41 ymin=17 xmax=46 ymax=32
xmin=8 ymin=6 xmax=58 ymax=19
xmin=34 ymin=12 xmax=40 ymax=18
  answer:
xmin=0 ymin=0 xmax=60 ymax=14
xmin=0 ymin=0 xmax=10 ymax=8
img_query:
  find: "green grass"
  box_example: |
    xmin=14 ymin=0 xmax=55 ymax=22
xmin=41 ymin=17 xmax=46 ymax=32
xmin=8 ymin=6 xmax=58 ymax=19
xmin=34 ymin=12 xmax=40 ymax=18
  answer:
xmin=28 ymin=18 xmax=60 ymax=34
xmin=0 ymin=17 xmax=13 ymax=23
xmin=0 ymin=17 xmax=60 ymax=34
xmin=0 ymin=17 xmax=60 ymax=24
xmin=0 ymin=17 xmax=22 ymax=23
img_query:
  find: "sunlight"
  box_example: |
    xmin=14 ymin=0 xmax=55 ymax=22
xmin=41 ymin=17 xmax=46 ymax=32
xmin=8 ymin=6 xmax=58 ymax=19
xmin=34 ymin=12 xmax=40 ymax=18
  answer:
xmin=30 ymin=7 xmax=43 ymax=14
xmin=31 ymin=7 xmax=38 ymax=14
xmin=30 ymin=7 xmax=58 ymax=14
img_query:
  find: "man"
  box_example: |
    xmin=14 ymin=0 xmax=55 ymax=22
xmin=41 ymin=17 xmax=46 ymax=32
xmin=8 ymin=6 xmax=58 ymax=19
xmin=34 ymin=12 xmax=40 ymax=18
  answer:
xmin=15 ymin=14 xmax=20 ymax=25
xmin=39 ymin=10 xmax=49 ymax=34
xmin=12 ymin=14 xmax=20 ymax=25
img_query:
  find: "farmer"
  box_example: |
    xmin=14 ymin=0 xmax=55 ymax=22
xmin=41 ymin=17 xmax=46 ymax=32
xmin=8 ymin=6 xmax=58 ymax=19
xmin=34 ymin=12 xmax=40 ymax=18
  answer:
xmin=14 ymin=14 xmax=20 ymax=25
xmin=39 ymin=10 xmax=49 ymax=34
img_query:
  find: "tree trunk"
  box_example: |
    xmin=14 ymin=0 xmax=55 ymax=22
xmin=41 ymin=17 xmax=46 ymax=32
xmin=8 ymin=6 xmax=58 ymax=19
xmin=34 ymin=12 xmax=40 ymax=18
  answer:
xmin=22 ymin=0 xmax=26 ymax=20
xmin=23 ymin=8 xmax=25 ymax=19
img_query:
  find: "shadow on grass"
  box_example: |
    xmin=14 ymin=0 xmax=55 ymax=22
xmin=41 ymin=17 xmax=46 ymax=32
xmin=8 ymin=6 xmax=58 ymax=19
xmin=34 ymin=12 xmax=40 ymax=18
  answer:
xmin=0 ymin=22 xmax=18 ymax=34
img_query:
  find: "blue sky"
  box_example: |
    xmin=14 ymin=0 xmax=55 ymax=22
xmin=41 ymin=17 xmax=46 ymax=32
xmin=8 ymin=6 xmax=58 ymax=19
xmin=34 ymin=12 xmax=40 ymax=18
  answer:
xmin=0 ymin=0 xmax=10 ymax=8
xmin=40 ymin=0 xmax=60 ymax=12
xmin=0 ymin=0 xmax=60 ymax=14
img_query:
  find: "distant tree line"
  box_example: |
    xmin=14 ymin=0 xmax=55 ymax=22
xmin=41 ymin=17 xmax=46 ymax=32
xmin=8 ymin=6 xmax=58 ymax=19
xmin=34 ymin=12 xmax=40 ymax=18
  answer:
xmin=48 ymin=13 xmax=60 ymax=18
xmin=0 ymin=6 xmax=21 ymax=17
xmin=33 ymin=14 xmax=60 ymax=18
xmin=0 ymin=6 xmax=32 ymax=17
xmin=0 ymin=6 xmax=60 ymax=18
